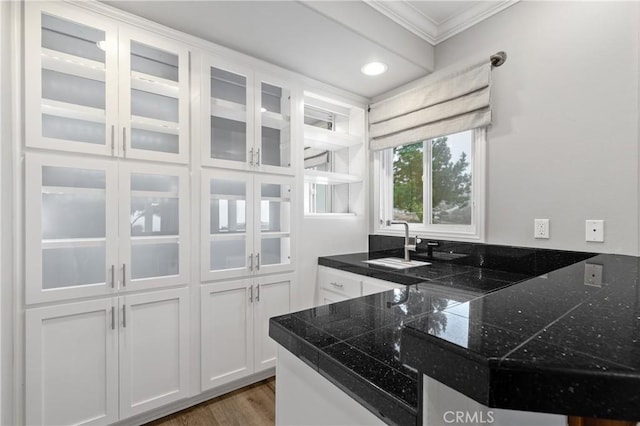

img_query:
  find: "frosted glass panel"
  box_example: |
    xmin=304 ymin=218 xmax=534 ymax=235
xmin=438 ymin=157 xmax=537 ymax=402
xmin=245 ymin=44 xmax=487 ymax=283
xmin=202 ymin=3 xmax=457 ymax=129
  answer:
xmin=40 ymin=14 xmax=106 ymax=146
xmin=211 ymin=68 xmax=245 ymax=105
xmin=211 ymin=118 xmax=246 ymax=162
xmin=261 ymin=83 xmax=281 ymax=114
xmin=210 ymin=239 xmax=246 ymax=271
xmin=260 ymin=183 xmax=290 ymax=233
xmin=41 ymin=14 xmax=105 ymax=62
xmin=131 ymin=243 xmax=179 ymax=279
xmin=131 ymin=90 xmax=178 ymax=122
xmin=42 ymin=115 xmax=105 ymax=145
xmin=42 ymin=193 xmax=105 ymax=239
xmin=261 ymin=82 xmax=290 ymax=168
xmin=131 ymin=41 xmax=178 ymax=81
xmin=261 ymin=237 xmax=290 ymax=266
xmin=43 ymin=245 xmax=106 ymax=289
xmin=130 ymin=172 xmax=180 ymax=237
xmin=42 ymin=70 xmax=105 ymax=110
xmin=131 ymin=128 xmax=179 ymax=154
xmin=210 ymin=178 xmax=246 ymax=234
xmin=42 ymin=166 xmax=106 ymax=239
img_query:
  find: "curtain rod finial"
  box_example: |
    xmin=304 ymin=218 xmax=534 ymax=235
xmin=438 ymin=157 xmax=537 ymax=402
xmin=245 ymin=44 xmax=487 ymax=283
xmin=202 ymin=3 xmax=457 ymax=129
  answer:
xmin=490 ymin=51 xmax=507 ymax=67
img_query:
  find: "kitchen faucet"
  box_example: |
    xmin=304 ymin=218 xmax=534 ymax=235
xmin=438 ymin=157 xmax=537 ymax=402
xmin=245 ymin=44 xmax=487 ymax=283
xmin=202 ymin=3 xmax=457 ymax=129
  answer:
xmin=385 ymin=220 xmax=418 ymax=261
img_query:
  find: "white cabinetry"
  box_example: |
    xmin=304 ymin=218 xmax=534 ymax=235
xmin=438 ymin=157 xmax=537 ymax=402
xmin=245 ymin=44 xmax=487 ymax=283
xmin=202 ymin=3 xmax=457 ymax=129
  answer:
xmin=202 ymin=57 xmax=295 ymax=175
xmin=201 ymin=169 xmax=294 ymax=281
xmin=317 ymin=266 xmax=406 ymax=305
xmin=362 ymin=276 xmax=405 ymax=296
xmin=26 ymin=288 xmax=190 ymax=426
xmin=201 ymin=273 xmax=293 ymax=390
xmin=25 ymin=2 xmax=190 ymax=163
xmin=25 ymin=153 xmax=190 ymax=304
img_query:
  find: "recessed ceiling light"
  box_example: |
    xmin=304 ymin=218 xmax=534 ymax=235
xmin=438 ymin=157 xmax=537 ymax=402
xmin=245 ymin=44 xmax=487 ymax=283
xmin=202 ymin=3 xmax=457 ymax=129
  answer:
xmin=361 ymin=62 xmax=388 ymax=76
xmin=96 ymin=40 xmax=107 ymax=51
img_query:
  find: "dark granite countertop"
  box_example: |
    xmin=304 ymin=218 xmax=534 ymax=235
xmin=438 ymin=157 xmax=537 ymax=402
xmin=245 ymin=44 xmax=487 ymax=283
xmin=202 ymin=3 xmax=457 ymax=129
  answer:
xmin=270 ymin=248 xmax=640 ymax=425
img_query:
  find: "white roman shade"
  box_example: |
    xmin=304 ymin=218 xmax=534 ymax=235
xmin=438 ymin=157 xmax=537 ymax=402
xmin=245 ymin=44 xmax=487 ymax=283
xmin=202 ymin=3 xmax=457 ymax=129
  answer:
xmin=369 ymin=58 xmax=493 ymax=151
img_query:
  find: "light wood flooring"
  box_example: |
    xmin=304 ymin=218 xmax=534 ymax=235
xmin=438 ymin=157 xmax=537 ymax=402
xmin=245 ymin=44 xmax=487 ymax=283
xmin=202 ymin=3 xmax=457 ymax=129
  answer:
xmin=146 ymin=378 xmax=276 ymax=426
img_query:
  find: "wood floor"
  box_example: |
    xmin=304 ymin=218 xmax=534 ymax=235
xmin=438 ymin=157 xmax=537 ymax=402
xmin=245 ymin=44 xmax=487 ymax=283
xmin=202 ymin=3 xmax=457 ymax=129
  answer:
xmin=146 ymin=378 xmax=276 ymax=426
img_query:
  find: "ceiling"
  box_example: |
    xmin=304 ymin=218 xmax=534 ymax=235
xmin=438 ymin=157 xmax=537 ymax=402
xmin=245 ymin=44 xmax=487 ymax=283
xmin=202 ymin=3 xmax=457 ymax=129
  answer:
xmin=103 ymin=1 xmax=516 ymax=99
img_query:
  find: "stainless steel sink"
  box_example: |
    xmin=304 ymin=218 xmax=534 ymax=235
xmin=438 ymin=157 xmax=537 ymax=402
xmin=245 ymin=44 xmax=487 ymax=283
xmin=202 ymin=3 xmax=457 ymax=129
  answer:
xmin=362 ymin=257 xmax=431 ymax=270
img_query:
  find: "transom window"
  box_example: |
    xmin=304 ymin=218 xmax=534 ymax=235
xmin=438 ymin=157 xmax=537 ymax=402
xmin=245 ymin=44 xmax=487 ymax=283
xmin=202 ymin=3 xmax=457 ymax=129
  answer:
xmin=376 ymin=128 xmax=485 ymax=240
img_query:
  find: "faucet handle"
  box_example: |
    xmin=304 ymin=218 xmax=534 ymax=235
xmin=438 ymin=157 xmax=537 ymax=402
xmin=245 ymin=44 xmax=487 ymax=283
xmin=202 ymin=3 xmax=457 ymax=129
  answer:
xmin=415 ymin=236 xmax=422 ymax=244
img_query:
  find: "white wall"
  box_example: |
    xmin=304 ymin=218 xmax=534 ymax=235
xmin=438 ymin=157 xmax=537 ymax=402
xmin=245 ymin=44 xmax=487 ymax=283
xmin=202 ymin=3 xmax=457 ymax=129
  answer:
xmin=432 ymin=1 xmax=639 ymax=254
xmin=0 ymin=1 xmax=14 ymax=424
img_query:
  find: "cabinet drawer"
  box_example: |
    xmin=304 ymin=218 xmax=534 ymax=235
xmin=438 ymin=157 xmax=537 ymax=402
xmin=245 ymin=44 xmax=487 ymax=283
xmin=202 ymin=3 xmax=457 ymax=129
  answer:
xmin=362 ymin=277 xmax=406 ymax=296
xmin=317 ymin=266 xmax=362 ymax=298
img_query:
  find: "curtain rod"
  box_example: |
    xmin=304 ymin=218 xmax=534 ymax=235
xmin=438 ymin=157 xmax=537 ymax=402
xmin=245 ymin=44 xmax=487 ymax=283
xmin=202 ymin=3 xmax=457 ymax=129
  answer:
xmin=490 ymin=51 xmax=507 ymax=67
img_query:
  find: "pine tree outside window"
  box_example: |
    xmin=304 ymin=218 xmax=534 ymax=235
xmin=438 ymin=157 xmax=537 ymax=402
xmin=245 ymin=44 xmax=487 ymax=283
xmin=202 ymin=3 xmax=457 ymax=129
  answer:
xmin=376 ymin=128 xmax=486 ymax=241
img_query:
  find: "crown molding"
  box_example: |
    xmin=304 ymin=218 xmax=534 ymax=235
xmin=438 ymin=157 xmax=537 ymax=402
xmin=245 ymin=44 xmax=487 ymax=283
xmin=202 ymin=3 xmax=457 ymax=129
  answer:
xmin=436 ymin=1 xmax=519 ymax=44
xmin=365 ymin=0 xmax=519 ymax=46
xmin=364 ymin=0 xmax=438 ymax=45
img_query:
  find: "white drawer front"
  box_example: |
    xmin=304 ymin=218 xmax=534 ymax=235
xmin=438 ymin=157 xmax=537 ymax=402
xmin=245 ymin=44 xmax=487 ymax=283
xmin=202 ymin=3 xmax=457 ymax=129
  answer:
xmin=317 ymin=266 xmax=362 ymax=298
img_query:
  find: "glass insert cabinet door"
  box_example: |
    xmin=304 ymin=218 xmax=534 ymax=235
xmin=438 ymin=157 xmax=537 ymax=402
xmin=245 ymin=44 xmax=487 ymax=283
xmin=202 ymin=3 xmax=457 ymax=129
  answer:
xmin=204 ymin=59 xmax=254 ymax=170
xmin=201 ymin=170 xmax=254 ymax=281
xmin=202 ymin=58 xmax=295 ymax=175
xmin=119 ymin=28 xmax=190 ymax=163
xmin=254 ymin=176 xmax=293 ymax=274
xmin=120 ymin=163 xmax=189 ymax=291
xmin=25 ymin=153 xmax=118 ymax=304
xmin=255 ymin=75 xmax=293 ymax=175
xmin=25 ymin=3 xmax=119 ymax=156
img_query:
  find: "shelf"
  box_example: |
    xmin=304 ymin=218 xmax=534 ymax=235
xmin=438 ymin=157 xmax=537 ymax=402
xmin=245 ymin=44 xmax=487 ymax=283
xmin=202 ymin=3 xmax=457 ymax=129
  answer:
xmin=261 ymin=196 xmax=291 ymax=202
xmin=304 ymin=170 xmax=362 ymax=185
xmin=261 ymin=110 xmax=289 ymax=130
xmin=43 ymin=186 xmax=105 ymax=196
xmin=130 ymin=235 xmax=179 ymax=245
xmin=130 ymin=190 xmax=178 ymax=198
xmin=131 ymin=115 xmax=179 ymax=135
xmin=131 ymin=71 xmax=179 ymax=98
xmin=260 ymin=231 xmax=290 ymax=238
xmin=41 ymin=48 xmax=105 ymax=82
xmin=211 ymin=98 xmax=246 ymax=123
xmin=210 ymin=98 xmax=289 ymax=130
xmin=41 ymin=99 xmax=105 ymax=123
xmin=42 ymin=237 xmax=106 ymax=249
xmin=303 ymin=124 xmax=361 ymax=152
xmin=209 ymin=232 xmax=247 ymax=241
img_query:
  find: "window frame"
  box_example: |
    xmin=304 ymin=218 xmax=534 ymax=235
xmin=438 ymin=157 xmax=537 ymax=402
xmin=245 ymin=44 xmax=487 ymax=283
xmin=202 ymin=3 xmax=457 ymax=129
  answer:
xmin=373 ymin=128 xmax=486 ymax=241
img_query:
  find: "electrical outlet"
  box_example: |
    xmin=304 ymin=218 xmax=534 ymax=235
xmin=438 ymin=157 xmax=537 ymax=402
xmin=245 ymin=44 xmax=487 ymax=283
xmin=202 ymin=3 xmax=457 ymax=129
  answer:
xmin=534 ymin=219 xmax=549 ymax=239
xmin=585 ymin=220 xmax=604 ymax=242
xmin=584 ymin=263 xmax=603 ymax=287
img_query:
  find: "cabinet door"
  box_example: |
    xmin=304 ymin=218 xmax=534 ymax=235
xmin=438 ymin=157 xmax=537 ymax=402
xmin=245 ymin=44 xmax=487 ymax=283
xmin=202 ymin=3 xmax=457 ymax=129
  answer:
xmin=362 ymin=277 xmax=405 ymax=296
xmin=203 ymin=57 xmax=255 ymax=170
xmin=25 ymin=153 xmax=118 ymax=304
xmin=120 ymin=163 xmax=189 ymax=292
xmin=119 ymin=288 xmax=190 ymax=418
xmin=201 ymin=169 xmax=254 ymax=281
xmin=254 ymin=73 xmax=295 ymax=175
xmin=254 ymin=273 xmax=293 ymax=372
xmin=317 ymin=288 xmax=350 ymax=306
xmin=25 ymin=2 xmax=118 ymax=156
xmin=201 ymin=280 xmax=254 ymax=390
xmin=26 ymin=298 xmax=118 ymax=426
xmin=254 ymin=175 xmax=294 ymax=275
xmin=118 ymin=27 xmax=190 ymax=163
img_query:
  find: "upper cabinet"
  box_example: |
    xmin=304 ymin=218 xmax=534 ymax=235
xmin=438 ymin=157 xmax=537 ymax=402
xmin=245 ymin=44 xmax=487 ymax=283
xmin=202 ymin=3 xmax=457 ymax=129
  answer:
xmin=25 ymin=2 xmax=190 ymax=163
xmin=202 ymin=57 xmax=295 ymax=175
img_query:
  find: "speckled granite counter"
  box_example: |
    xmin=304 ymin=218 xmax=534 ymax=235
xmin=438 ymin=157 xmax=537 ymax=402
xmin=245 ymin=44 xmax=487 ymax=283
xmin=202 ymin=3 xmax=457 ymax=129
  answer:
xmin=270 ymin=249 xmax=640 ymax=425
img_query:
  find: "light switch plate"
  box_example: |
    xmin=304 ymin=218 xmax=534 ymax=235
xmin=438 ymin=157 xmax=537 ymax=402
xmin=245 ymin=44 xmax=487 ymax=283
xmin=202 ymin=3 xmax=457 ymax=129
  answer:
xmin=585 ymin=220 xmax=604 ymax=242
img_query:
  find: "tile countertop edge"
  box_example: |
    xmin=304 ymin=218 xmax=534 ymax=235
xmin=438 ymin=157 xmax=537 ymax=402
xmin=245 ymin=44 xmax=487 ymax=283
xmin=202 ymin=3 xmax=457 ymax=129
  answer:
xmin=274 ymin=251 xmax=640 ymax=423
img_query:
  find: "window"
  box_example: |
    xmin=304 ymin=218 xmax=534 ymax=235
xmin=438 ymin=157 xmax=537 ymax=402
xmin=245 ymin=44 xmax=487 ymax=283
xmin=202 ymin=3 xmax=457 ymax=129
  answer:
xmin=376 ymin=129 xmax=485 ymax=240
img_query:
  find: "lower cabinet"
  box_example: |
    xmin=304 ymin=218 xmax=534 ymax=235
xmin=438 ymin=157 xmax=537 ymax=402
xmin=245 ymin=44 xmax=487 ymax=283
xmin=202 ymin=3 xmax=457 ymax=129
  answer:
xmin=25 ymin=288 xmax=190 ymax=426
xmin=200 ymin=272 xmax=293 ymax=391
xmin=316 ymin=265 xmax=406 ymax=305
